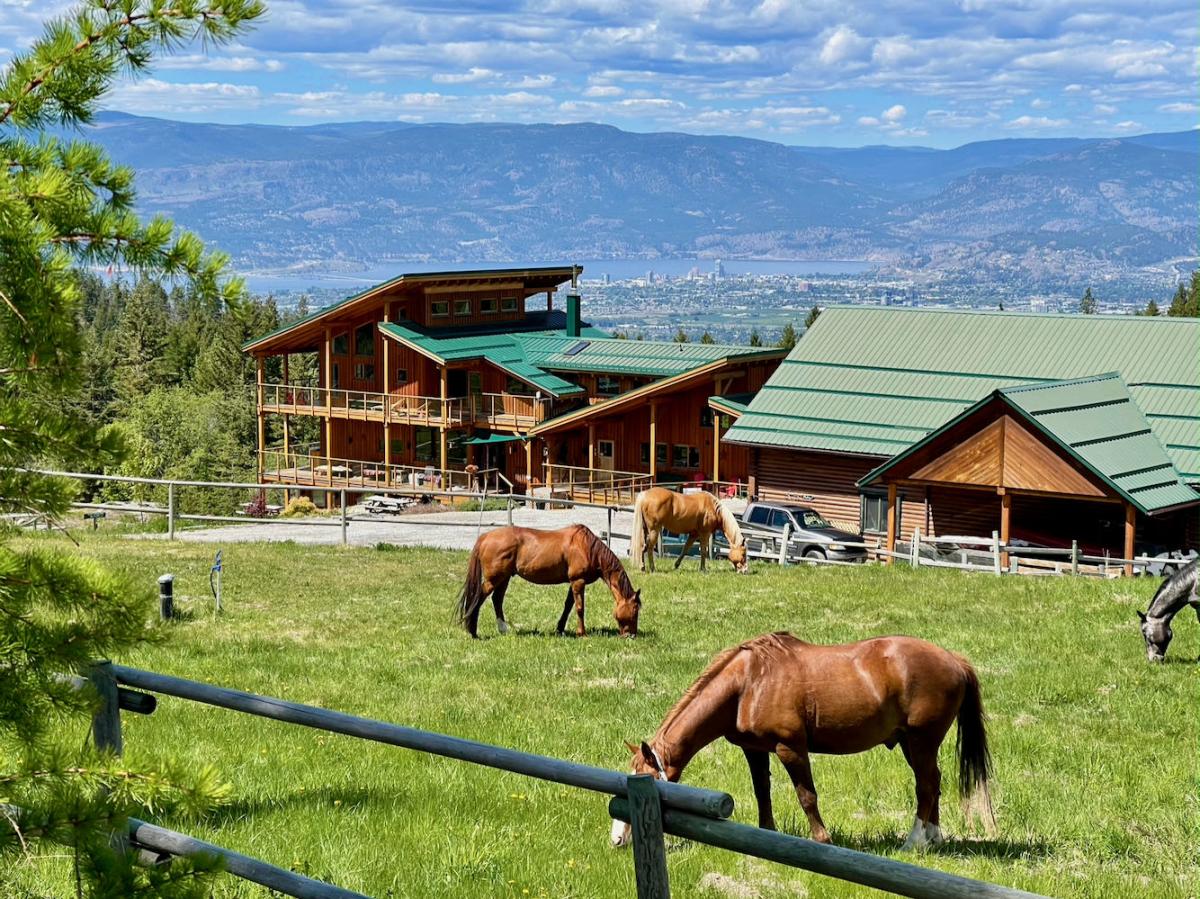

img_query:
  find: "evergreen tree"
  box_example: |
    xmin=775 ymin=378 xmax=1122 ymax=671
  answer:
xmin=673 ymin=326 xmax=690 ymax=343
xmin=1166 ymin=272 xmax=1199 ymax=317
xmin=776 ymin=322 xmax=798 ymax=350
xmin=803 ymin=304 xmax=821 ymax=330
xmin=699 ymin=330 xmax=715 ymax=344
xmin=1079 ymin=287 xmax=1097 ymax=314
xmin=1167 ymin=283 xmax=1189 ymax=316
xmin=0 ymin=1 xmax=263 ymax=894
xmin=748 ymin=328 xmax=763 ymax=347
xmin=115 ymin=277 xmax=171 ymax=403
xmin=1142 ymin=299 xmax=1159 ymax=317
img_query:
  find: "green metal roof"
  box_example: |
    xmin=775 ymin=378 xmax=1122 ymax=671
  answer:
xmin=378 ymin=321 xmax=586 ymax=398
xmin=858 ymin=373 xmax=1199 ymax=515
xmin=515 ymin=335 xmax=783 ymax=378
xmin=708 ymin=392 xmax=755 ymax=416
xmin=725 ymin=307 xmax=1200 ymax=481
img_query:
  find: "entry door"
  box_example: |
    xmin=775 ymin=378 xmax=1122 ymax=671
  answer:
xmin=598 ymin=439 xmax=615 ymax=471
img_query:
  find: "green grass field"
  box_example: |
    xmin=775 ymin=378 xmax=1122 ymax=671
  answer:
xmin=5 ymin=534 xmax=1196 ymax=898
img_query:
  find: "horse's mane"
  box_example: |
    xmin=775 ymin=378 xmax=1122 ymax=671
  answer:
xmin=713 ymin=498 xmax=744 ymax=546
xmin=1147 ymin=558 xmax=1198 ymax=618
xmin=656 ymin=632 xmax=796 ymax=739
xmin=584 ymin=526 xmax=636 ymax=593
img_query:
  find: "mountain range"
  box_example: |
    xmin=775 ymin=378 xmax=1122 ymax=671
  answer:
xmin=77 ymin=112 xmax=1199 ymax=283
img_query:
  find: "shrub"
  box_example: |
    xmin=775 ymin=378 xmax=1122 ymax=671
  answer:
xmin=281 ymin=496 xmax=318 ymax=518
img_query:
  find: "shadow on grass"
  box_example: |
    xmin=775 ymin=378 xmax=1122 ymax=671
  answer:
xmin=206 ymin=784 xmax=393 ymax=825
xmin=825 ymin=830 xmax=1056 ymax=861
xmin=499 ymin=624 xmax=655 ymax=640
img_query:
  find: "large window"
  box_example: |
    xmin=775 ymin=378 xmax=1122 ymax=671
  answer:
xmin=479 ymin=298 xmax=497 ymax=314
xmin=672 ymin=444 xmax=700 ymax=469
xmin=331 ymin=332 xmax=349 ymax=355
xmin=353 ymin=362 xmax=375 ymax=382
xmin=395 ymin=366 xmax=408 ymax=385
xmin=354 ymin=322 xmax=375 ymax=357
xmin=596 ymin=375 xmax=620 ymax=397
xmin=431 ymin=300 xmax=449 ymax=318
xmin=453 ymin=299 xmax=471 ymax=316
xmin=641 ymin=442 xmax=668 ymax=466
xmin=860 ymin=490 xmax=897 ymax=534
xmin=501 ymin=296 xmax=518 ymax=312
xmin=414 ymin=427 xmax=435 ymax=461
xmin=506 ymin=377 xmax=534 ymax=396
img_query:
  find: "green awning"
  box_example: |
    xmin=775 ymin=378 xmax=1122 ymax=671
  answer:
xmin=462 ymin=433 xmax=526 ymax=446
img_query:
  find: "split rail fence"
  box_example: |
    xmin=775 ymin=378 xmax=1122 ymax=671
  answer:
xmin=82 ymin=661 xmax=1046 ymax=899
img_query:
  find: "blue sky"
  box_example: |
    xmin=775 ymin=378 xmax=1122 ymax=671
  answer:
xmin=3 ymin=0 xmax=1197 ymax=146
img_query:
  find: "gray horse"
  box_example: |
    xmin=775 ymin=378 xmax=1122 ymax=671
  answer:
xmin=1138 ymin=559 xmax=1199 ymax=662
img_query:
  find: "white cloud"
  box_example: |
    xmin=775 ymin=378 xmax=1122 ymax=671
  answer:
xmin=1030 ymin=97 xmax=1050 ymax=109
xmin=583 ymin=85 xmax=623 ymax=98
xmin=882 ymin=103 xmax=906 ymax=123
xmin=857 ymin=115 xmax=880 ymax=126
xmin=431 ymin=67 xmax=496 ymax=84
xmin=818 ymin=25 xmax=873 ymax=66
xmin=1007 ymin=115 xmax=1070 ymax=129
xmin=1159 ymin=101 xmax=1199 ymax=113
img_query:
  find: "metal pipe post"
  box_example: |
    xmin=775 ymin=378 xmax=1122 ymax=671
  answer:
xmin=158 ymin=574 xmax=174 ymax=621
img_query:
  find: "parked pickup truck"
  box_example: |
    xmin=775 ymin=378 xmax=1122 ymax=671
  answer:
xmin=739 ymin=501 xmax=867 ymax=563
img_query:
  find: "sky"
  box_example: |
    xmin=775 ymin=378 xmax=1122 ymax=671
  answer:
xmin=2 ymin=0 xmax=1197 ymax=147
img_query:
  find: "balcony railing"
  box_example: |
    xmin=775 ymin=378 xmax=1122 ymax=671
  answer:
xmin=544 ymin=464 xmax=653 ymax=505
xmin=259 ymin=448 xmax=503 ymax=494
xmin=260 ymin=383 xmax=549 ymax=430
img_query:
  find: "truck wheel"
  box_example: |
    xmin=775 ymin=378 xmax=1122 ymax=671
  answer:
xmin=804 ymin=548 xmax=826 ymax=561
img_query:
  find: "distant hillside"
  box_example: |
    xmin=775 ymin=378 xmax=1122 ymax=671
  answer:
xmin=77 ymin=112 xmax=1198 ymax=282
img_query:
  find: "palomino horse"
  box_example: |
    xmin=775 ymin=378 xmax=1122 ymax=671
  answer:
xmin=456 ymin=525 xmax=641 ymax=638
xmin=612 ymin=632 xmax=993 ymax=850
xmin=1138 ymin=558 xmax=1198 ymax=661
xmin=629 ymin=486 xmax=747 ymax=573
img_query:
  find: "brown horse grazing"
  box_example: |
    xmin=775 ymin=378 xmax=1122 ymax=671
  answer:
xmin=629 ymin=487 xmax=748 ymax=573
xmin=456 ymin=525 xmax=641 ymax=638
xmin=612 ymin=632 xmax=993 ymax=850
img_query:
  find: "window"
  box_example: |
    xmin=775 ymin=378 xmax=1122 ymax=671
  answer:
xmin=506 ymin=377 xmax=534 ymax=396
xmin=414 ymin=427 xmax=435 ymax=461
xmin=656 ymin=443 xmax=668 ymax=465
xmin=860 ymin=490 xmax=896 ymax=534
xmin=642 ymin=443 xmax=669 ymax=465
xmin=331 ymin=362 xmax=340 ymax=389
xmin=354 ymin=323 xmax=375 ymax=357
xmin=480 ymin=298 xmax=497 ymax=314
xmin=353 ymin=363 xmax=374 ymax=381
xmin=453 ymin=299 xmax=471 ymax=316
xmin=501 ymin=296 xmax=518 ymax=312
xmin=390 ymin=438 xmax=403 ymax=454
xmin=431 ymin=300 xmax=450 ymax=318
xmin=672 ymin=444 xmax=700 ymax=469
xmin=332 ymin=332 xmax=349 ymax=355
xmin=395 ymin=367 xmax=408 ymax=384
xmin=746 ymin=506 xmax=769 ymax=525
xmin=700 ymin=407 xmax=714 ymax=428
xmin=598 ymin=439 xmax=614 ymax=458
xmin=767 ymin=509 xmax=794 ymax=530
xmin=597 ymin=375 xmax=620 ymax=397
xmin=800 ymin=510 xmax=833 ymax=529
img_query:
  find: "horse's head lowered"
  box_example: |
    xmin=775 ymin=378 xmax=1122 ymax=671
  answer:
xmin=611 ymin=740 xmax=672 ymax=847
xmin=613 ymin=588 xmax=642 ymax=637
xmin=1137 ymin=610 xmax=1172 ymax=662
xmin=716 ymin=502 xmax=749 ymax=574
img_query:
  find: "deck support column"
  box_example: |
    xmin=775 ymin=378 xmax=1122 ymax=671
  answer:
xmin=323 ymin=327 xmax=333 ymax=486
xmin=383 ymin=302 xmax=392 ymax=485
xmin=524 ymin=439 xmax=533 ymax=489
xmin=439 ymin=366 xmax=449 ymax=474
xmin=1124 ymin=503 xmax=1136 ymax=577
xmin=884 ymin=482 xmax=897 ymax=565
xmin=281 ymin=354 xmax=290 ymax=494
xmin=546 ymin=289 xmax=553 ymax=312
xmin=255 ymin=355 xmax=265 ymax=482
xmin=649 ymin=401 xmax=658 ymax=482
xmin=546 ymin=440 xmax=555 ymax=491
xmin=999 ymin=490 xmax=1011 ymax=570
xmin=712 ymin=411 xmax=721 ymax=487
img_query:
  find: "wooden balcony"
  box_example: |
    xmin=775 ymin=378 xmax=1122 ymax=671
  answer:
xmin=259 ymin=383 xmax=550 ymax=430
xmin=544 ymin=463 xmax=653 ymax=505
xmin=259 ymin=449 xmax=507 ymax=494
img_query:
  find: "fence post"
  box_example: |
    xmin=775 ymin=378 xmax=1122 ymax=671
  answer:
xmin=340 ymin=489 xmax=348 ymax=546
xmin=626 ymin=775 xmax=671 ymax=899
xmin=607 ymin=507 xmax=613 ymax=549
xmin=911 ymin=528 xmax=921 ymax=568
xmin=778 ymin=524 xmax=791 ymax=566
xmin=507 ymin=497 xmax=514 ymax=527
xmin=88 ymin=660 xmax=122 ymax=755
xmin=991 ymin=531 xmax=1001 ymax=576
xmin=167 ymin=482 xmax=176 ymax=540
xmin=158 ymin=573 xmax=174 ymax=621
xmin=1071 ymin=540 xmax=1079 ymax=576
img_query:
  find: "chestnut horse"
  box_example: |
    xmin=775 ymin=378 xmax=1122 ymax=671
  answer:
xmin=456 ymin=525 xmax=641 ymax=638
xmin=612 ymin=632 xmax=993 ymax=850
xmin=629 ymin=487 xmax=748 ymax=573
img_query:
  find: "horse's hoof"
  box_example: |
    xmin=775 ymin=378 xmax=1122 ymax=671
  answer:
xmin=497 ymin=621 xmax=509 ymax=635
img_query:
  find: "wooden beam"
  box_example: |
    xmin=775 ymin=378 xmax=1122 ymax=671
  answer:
xmin=323 ymin=327 xmax=333 ymax=482
xmin=999 ymin=491 xmax=1011 ymax=570
xmin=383 ymin=303 xmax=392 ymax=483
xmin=525 ymin=439 xmax=533 ymax=487
xmin=588 ymin=423 xmax=595 ymax=472
xmin=712 ymin=412 xmax=721 ymax=485
xmin=649 ymin=401 xmax=658 ymax=481
xmin=546 ymin=289 xmax=553 ymax=312
xmin=885 ymin=482 xmax=897 ymax=565
xmin=255 ymin=356 xmax=265 ymax=481
xmin=1124 ymin=503 xmax=1136 ymax=577
xmin=546 ymin=440 xmax=555 ymax=490
xmin=439 ymin=365 xmax=449 ymax=472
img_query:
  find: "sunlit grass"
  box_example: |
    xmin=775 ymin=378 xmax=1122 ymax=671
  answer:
xmin=4 ymin=534 xmax=1194 ymax=898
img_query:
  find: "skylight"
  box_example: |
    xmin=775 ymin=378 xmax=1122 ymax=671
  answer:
xmin=563 ymin=340 xmax=590 ymax=356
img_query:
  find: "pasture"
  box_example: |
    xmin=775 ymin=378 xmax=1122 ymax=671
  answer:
xmin=4 ymin=533 xmax=1195 ymax=898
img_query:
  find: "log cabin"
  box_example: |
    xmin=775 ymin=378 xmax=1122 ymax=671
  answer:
xmin=243 ymin=266 xmax=786 ymax=502
xmin=722 ymin=306 xmax=1200 ymax=563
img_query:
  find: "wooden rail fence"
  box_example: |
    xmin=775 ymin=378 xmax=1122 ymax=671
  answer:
xmin=84 ymin=662 xmax=1046 ymax=899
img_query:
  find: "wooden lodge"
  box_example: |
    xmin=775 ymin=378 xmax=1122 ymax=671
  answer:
xmin=244 ymin=266 xmax=786 ymax=502
xmin=723 ymin=307 xmax=1200 ymax=563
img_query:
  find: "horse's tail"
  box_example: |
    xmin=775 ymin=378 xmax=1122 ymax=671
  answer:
xmin=456 ymin=542 xmax=486 ymax=636
xmin=954 ymin=655 xmax=995 ymax=832
xmin=629 ymin=492 xmax=647 ymax=565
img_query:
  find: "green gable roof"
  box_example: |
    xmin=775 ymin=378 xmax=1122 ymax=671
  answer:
xmin=515 ymin=334 xmax=783 ymax=378
xmin=859 ymin=373 xmax=1199 ymax=515
xmin=725 ymin=307 xmax=1200 ymax=481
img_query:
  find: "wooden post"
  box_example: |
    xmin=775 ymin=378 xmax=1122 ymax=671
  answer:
xmin=607 ymin=506 xmax=613 ymax=549
xmin=323 ymin=327 xmax=333 ymax=484
xmin=524 ymin=439 xmax=533 ymax=491
xmin=712 ymin=413 xmax=721 ymax=487
xmin=992 ymin=530 xmax=1002 ymax=576
xmin=340 ymin=489 xmax=348 ymax=546
xmin=649 ymin=401 xmax=658 ymax=481
xmin=588 ymin=424 xmax=596 ymax=503
xmin=626 ymin=775 xmax=671 ymax=899
xmin=546 ymin=289 xmax=553 ymax=312
xmin=1071 ymin=539 xmax=1079 ymax=575
xmin=88 ymin=661 xmax=122 ymax=755
xmin=778 ymin=523 xmax=791 ymax=566
xmin=166 ymin=483 xmax=175 ymax=541
xmin=1124 ymin=503 xmax=1136 ymax=577
xmin=383 ymin=303 xmax=392 ymax=485
xmin=546 ymin=441 xmax=555 ymax=492
xmin=282 ymin=354 xmax=290 ymax=477
xmin=256 ymin=355 xmax=265 ymax=482
xmin=999 ymin=491 xmax=1011 ymax=570
xmin=439 ymin=367 xmax=449 ymax=473
xmin=911 ymin=527 xmax=921 ymax=567
xmin=884 ymin=482 xmax=897 ymax=565
xmin=158 ymin=573 xmax=174 ymax=621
